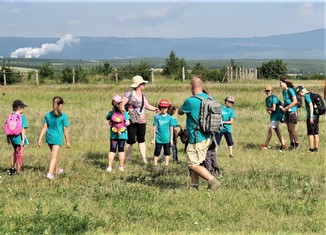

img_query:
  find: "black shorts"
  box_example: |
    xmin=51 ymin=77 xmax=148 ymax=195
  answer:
xmin=215 ymin=132 xmax=234 ymax=146
xmin=154 ymin=143 xmax=171 ymax=157
xmin=126 ymin=123 xmax=146 ymax=144
xmin=284 ymin=112 xmax=298 ymax=124
xmin=306 ymin=117 xmax=319 ymax=135
xmin=110 ymin=139 xmax=126 ymax=153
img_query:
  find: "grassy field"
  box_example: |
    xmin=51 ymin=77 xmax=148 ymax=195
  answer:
xmin=0 ymin=79 xmax=325 ymax=234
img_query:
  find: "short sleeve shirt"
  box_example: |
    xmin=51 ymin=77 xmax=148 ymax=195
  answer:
xmin=304 ymin=93 xmax=316 ymax=119
xmin=220 ymin=105 xmax=235 ymax=133
xmin=282 ymin=88 xmax=298 ymax=112
xmin=44 ymin=111 xmax=69 ymax=146
xmin=8 ymin=115 xmax=28 ymax=145
xmin=106 ymin=110 xmax=130 ymax=140
xmin=266 ymin=95 xmax=284 ymax=121
xmin=153 ymin=113 xmax=173 ymax=144
xmin=179 ymin=92 xmax=211 ymax=144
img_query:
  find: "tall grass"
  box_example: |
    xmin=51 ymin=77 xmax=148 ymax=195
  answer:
xmin=0 ymin=79 xmax=325 ymax=234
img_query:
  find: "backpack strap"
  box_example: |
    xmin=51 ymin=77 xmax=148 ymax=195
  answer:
xmin=127 ymin=90 xmax=144 ymax=113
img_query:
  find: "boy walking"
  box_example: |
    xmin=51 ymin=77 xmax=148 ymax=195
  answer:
xmin=296 ymin=86 xmax=320 ymax=153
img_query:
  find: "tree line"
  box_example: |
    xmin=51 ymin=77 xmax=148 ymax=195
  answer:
xmin=1 ymin=51 xmax=324 ymax=85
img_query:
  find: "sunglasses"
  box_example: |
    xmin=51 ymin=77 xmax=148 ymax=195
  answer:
xmin=227 ymin=101 xmax=234 ymax=104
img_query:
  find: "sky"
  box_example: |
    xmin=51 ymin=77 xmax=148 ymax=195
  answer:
xmin=0 ymin=0 xmax=325 ymax=39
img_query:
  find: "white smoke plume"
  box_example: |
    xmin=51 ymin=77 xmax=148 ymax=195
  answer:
xmin=10 ymin=34 xmax=80 ymax=58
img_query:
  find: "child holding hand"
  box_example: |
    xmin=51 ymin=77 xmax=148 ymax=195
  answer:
xmin=152 ymin=99 xmax=174 ymax=170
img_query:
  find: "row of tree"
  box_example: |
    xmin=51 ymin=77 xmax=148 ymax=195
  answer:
xmin=0 ymin=51 xmax=323 ymax=85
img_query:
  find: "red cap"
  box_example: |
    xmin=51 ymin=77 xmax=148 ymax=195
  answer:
xmin=159 ymin=99 xmax=169 ymax=107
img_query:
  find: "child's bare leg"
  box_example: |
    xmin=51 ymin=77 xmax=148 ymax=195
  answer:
xmin=118 ymin=152 xmax=125 ymax=167
xmin=164 ymin=155 xmax=170 ymax=167
xmin=108 ymin=152 xmax=115 ymax=168
xmin=48 ymin=145 xmax=60 ymax=174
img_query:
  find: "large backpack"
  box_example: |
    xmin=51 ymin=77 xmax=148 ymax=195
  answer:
xmin=288 ymin=88 xmax=303 ymax=109
xmin=4 ymin=113 xmax=22 ymax=136
xmin=309 ymin=92 xmax=325 ymax=115
xmin=193 ymin=95 xmax=222 ymax=142
xmin=109 ymin=112 xmax=126 ymax=135
xmin=266 ymin=94 xmax=283 ymax=109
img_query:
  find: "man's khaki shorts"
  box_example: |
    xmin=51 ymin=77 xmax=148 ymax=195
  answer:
xmin=186 ymin=138 xmax=211 ymax=167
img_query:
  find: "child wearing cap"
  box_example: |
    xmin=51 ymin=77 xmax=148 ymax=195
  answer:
xmin=215 ymin=96 xmax=236 ymax=158
xmin=152 ymin=99 xmax=174 ymax=170
xmin=106 ymin=95 xmax=130 ymax=172
xmin=260 ymin=85 xmax=286 ymax=150
xmin=296 ymin=86 xmax=320 ymax=153
xmin=38 ymin=96 xmax=71 ymax=180
xmin=5 ymin=100 xmax=28 ymax=175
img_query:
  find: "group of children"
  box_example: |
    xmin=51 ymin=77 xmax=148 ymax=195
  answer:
xmin=4 ymin=97 xmax=70 ymax=180
xmin=261 ymin=79 xmax=322 ymax=153
xmin=106 ymin=93 xmax=236 ymax=176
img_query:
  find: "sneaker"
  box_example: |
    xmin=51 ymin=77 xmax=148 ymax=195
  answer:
xmin=188 ymin=185 xmax=199 ymax=191
xmin=208 ymin=177 xmax=221 ymax=190
xmin=106 ymin=166 xmax=113 ymax=172
xmin=57 ymin=168 xmax=64 ymax=174
xmin=314 ymin=148 xmax=318 ymax=152
xmin=46 ymin=173 xmax=54 ymax=180
xmin=229 ymin=155 xmax=234 ymax=158
xmin=7 ymin=168 xmax=16 ymax=176
xmin=308 ymin=148 xmax=314 ymax=153
xmin=260 ymin=145 xmax=268 ymax=150
xmin=118 ymin=166 xmax=124 ymax=172
xmin=152 ymin=165 xmax=159 ymax=172
xmin=280 ymin=144 xmax=287 ymax=150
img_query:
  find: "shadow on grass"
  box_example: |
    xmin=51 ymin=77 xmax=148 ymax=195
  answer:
xmin=125 ymin=165 xmax=187 ymax=190
xmin=24 ymin=165 xmax=47 ymax=173
xmin=244 ymin=142 xmax=259 ymax=150
xmin=83 ymin=151 xmax=107 ymax=170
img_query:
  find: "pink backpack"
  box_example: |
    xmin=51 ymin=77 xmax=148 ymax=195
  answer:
xmin=4 ymin=113 xmax=22 ymax=136
xmin=109 ymin=112 xmax=126 ymax=135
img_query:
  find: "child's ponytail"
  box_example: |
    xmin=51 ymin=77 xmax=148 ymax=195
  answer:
xmin=53 ymin=96 xmax=64 ymax=116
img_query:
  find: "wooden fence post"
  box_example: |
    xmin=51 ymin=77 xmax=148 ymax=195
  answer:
xmin=36 ymin=70 xmax=39 ymax=85
xmin=182 ymin=67 xmax=185 ymax=82
xmin=115 ymin=69 xmax=118 ymax=83
xmin=151 ymin=68 xmax=154 ymax=83
xmin=3 ymin=70 xmax=6 ymax=86
xmin=72 ymin=69 xmax=75 ymax=84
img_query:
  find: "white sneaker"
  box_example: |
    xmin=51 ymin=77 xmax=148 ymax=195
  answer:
xmin=118 ymin=166 xmax=124 ymax=172
xmin=106 ymin=166 xmax=113 ymax=172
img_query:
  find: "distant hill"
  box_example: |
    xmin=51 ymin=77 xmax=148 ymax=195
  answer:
xmin=0 ymin=29 xmax=325 ymax=60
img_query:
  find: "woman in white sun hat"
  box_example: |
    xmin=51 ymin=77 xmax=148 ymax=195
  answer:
xmin=121 ymin=75 xmax=159 ymax=164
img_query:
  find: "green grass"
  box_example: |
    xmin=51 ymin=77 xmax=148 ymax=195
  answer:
xmin=0 ymin=79 xmax=325 ymax=234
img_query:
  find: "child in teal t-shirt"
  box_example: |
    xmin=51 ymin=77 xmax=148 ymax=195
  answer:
xmin=152 ymin=99 xmax=173 ymax=169
xmin=106 ymin=95 xmax=130 ymax=173
xmin=6 ymin=100 xmax=28 ymax=175
xmin=215 ymin=96 xmax=236 ymax=158
xmin=38 ymin=96 xmax=71 ymax=180
xmin=260 ymin=86 xmax=286 ymax=150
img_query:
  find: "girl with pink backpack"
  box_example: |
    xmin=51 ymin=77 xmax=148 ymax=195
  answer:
xmin=106 ymin=95 xmax=130 ymax=172
xmin=4 ymin=100 xmax=28 ymax=175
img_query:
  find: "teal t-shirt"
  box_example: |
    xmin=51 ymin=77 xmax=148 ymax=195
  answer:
xmin=266 ymin=95 xmax=284 ymax=121
xmin=44 ymin=111 xmax=69 ymax=146
xmin=8 ymin=115 xmax=28 ymax=145
xmin=106 ymin=110 xmax=130 ymax=140
xmin=282 ymin=88 xmax=298 ymax=112
xmin=220 ymin=105 xmax=236 ymax=133
xmin=170 ymin=116 xmax=179 ymax=127
xmin=153 ymin=113 xmax=173 ymax=144
xmin=304 ymin=93 xmax=316 ymax=119
xmin=180 ymin=92 xmax=211 ymax=144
